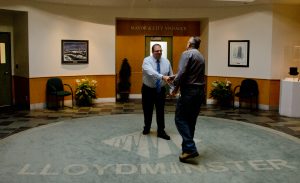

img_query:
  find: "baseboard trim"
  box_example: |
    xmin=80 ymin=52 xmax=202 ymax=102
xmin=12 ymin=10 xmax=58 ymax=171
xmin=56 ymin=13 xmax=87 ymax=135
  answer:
xmin=30 ymin=98 xmax=116 ymax=110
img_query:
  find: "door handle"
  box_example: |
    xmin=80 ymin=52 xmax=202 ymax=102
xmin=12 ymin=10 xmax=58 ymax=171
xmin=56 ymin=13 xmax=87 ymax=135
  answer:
xmin=4 ymin=71 xmax=9 ymax=75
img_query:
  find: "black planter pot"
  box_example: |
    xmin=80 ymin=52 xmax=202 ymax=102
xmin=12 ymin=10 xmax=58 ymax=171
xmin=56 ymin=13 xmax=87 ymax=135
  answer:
xmin=76 ymin=96 xmax=93 ymax=107
xmin=217 ymin=98 xmax=232 ymax=108
xmin=119 ymin=92 xmax=129 ymax=102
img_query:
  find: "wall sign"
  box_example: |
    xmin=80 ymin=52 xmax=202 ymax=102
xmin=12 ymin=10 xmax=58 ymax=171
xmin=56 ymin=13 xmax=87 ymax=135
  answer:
xmin=116 ymin=19 xmax=200 ymax=36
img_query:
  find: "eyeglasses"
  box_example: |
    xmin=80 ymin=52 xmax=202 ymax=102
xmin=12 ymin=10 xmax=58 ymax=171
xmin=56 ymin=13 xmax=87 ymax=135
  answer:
xmin=154 ymin=50 xmax=162 ymax=53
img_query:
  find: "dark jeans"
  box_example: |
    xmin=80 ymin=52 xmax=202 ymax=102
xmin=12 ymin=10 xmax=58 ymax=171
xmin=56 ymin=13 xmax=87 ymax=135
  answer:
xmin=142 ymin=84 xmax=166 ymax=133
xmin=175 ymin=85 xmax=204 ymax=153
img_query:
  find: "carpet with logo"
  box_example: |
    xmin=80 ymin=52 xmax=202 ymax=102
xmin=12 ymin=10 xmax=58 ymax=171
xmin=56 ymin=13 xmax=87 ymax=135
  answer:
xmin=0 ymin=114 xmax=299 ymax=183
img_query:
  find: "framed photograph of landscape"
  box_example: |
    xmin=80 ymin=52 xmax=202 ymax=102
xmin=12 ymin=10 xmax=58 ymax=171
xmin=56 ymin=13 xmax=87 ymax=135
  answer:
xmin=228 ymin=40 xmax=249 ymax=67
xmin=61 ymin=40 xmax=89 ymax=64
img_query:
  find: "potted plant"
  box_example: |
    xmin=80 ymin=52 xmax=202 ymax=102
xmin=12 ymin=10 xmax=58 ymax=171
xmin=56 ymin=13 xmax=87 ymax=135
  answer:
xmin=209 ymin=79 xmax=233 ymax=107
xmin=75 ymin=78 xmax=97 ymax=106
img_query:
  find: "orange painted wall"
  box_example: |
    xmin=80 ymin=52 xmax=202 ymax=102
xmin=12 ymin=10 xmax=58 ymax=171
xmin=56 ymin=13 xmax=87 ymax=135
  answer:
xmin=116 ymin=19 xmax=199 ymax=95
xmin=116 ymin=35 xmax=145 ymax=94
xmin=172 ymin=36 xmax=190 ymax=72
xmin=268 ymin=80 xmax=281 ymax=108
xmin=116 ymin=36 xmax=191 ymax=94
xmin=206 ymin=76 xmax=280 ymax=107
xmin=29 ymin=75 xmax=115 ymax=104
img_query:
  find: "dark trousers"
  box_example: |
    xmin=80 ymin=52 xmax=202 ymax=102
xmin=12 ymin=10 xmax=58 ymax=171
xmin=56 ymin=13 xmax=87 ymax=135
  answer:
xmin=175 ymin=85 xmax=204 ymax=153
xmin=142 ymin=84 xmax=166 ymax=133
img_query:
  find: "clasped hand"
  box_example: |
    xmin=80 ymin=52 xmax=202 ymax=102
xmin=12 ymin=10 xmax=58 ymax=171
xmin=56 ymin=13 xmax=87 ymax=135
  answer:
xmin=162 ymin=75 xmax=178 ymax=97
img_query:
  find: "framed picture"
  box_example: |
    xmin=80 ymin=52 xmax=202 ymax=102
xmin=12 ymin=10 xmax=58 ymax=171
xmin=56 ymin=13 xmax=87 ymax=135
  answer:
xmin=228 ymin=40 xmax=249 ymax=67
xmin=61 ymin=40 xmax=88 ymax=64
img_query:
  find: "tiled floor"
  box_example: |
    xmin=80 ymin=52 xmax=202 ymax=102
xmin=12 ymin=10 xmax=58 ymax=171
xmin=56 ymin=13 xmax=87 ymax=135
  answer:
xmin=1 ymin=99 xmax=300 ymax=140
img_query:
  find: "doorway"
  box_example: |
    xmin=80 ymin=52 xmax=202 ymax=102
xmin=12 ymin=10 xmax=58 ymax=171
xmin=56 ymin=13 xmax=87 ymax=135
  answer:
xmin=0 ymin=32 xmax=12 ymax=107
xmin=145 ymin=36 xmax=173 ymax=66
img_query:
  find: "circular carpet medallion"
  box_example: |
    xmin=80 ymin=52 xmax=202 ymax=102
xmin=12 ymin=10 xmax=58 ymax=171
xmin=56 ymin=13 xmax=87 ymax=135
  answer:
xmin=0 ymin=114 xmax=299 ymax=183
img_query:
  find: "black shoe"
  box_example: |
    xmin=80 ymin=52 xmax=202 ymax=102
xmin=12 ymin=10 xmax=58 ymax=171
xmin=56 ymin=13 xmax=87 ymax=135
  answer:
xmin=179 ymin=151 xmax=199 ymax=162
xmin=157 ymin=132 xmax=170 ymax=140
xmin=143 ymin=129 xmax=150 ymax=135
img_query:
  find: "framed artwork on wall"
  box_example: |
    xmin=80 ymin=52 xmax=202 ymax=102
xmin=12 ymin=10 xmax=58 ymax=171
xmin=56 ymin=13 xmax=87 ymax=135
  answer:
xmin=61 ymin=40 xmax=89 ymax=64
xmin=228 ymin=40 xmax=249 ymax=67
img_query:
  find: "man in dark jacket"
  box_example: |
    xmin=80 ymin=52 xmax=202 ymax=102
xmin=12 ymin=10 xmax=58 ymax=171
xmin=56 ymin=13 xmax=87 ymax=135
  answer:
xmin=171 ymin=36 xmax=205 ymax=162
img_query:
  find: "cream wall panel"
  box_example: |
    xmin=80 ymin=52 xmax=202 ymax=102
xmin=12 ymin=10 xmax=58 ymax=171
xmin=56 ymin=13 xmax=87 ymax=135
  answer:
xmin=208 ymin=10 xmax=273 ymax=79
xmin=1 ymin=3 xmax=282 ymax=81
xmin=27 ymin=8 xmax=115 ymax=77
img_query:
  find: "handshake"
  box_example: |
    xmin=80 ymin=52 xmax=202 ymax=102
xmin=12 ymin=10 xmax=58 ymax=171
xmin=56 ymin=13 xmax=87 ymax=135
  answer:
xmin=162 ymin=75 xmax=175 ymax=83
xmin=162 ymin=75 xmax=178 ymax=97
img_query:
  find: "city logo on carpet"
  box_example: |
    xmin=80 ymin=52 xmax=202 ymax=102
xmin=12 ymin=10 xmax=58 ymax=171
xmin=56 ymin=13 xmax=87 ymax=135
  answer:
xmin=102 ymin=131 xmax=201 ymax=159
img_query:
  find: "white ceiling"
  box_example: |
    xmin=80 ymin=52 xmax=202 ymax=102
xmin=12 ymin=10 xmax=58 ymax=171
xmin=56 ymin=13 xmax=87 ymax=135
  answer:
xmin=31 ymin=0 xmax=300 ymax=8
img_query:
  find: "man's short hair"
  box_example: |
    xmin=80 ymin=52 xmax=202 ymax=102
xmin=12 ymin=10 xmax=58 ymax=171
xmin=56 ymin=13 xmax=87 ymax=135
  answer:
xmin=189 ymin=37 xmax=201 ymax=49
xmin=152 ymin=44 xmax=162 ymax=52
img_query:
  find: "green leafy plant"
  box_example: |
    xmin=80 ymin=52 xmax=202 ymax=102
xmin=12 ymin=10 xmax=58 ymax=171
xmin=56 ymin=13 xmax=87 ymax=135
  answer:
xmin=75 ymin=78 xmax=97 ymax=106
xmin=209 ymin=80 xmax=233 ymax=105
